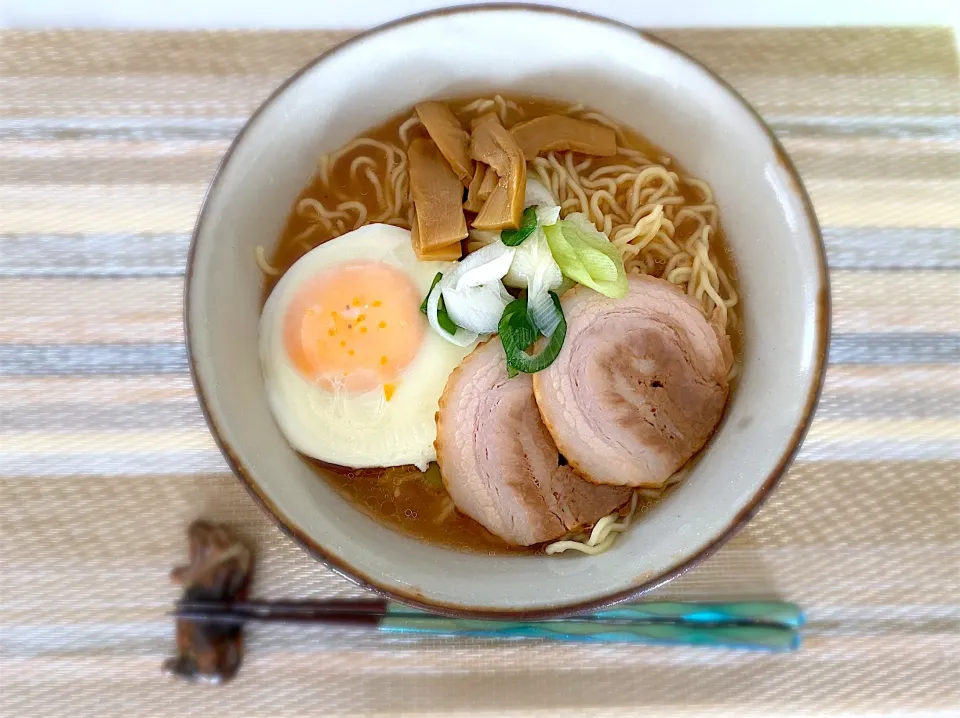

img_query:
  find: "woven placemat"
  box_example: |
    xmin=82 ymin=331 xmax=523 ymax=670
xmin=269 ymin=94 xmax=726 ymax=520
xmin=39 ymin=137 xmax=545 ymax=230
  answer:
xmin=1 ymin=27 xmax=959 ymax=717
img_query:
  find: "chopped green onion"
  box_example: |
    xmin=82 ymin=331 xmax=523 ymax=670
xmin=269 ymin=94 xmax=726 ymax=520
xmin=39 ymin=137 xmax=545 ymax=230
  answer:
xmin=543 ymin=214 xmax=627 ymax=298
xmin=498 ymin=298 xmax=538 ymax=378
xmin=420 ymin=273 xmax=442 ymax=313
xmin=498 ymin=292 xmax=566 ymax=376
xmin=420 ymin=272 xmax=458 ymax=335
xmin=437 ymin=303 xmax=458 ymax=335
xmin=500 ymin=206 xmax=538 ymax=246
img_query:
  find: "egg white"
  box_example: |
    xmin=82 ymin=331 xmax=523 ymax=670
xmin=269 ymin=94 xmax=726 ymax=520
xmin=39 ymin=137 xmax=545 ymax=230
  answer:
xmin=260 ymin=224 xmax=476 ymax=470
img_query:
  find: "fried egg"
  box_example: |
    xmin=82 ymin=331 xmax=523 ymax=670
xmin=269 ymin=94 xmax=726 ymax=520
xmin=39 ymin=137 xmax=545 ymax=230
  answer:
xmin=260 ymin=224 xmax=475 ymax=470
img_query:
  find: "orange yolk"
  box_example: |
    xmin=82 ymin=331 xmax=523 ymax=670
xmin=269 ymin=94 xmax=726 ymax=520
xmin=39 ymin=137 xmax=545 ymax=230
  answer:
xmin=283 ymin=261 xmax=424 ymax=394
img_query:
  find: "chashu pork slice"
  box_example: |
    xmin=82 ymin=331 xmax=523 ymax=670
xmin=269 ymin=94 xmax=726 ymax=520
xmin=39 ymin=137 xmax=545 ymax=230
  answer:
xmin=533 ymin=276 xmax=733 ymax=488
xmin=436 ymin=339 xmax=631 ymax=546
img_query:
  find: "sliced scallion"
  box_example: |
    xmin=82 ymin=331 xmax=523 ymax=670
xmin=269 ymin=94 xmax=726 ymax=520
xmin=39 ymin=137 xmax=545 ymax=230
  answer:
xmin=420 ymin=272 xmax=458 ymax=335
xmin=500 ymin=206 xmax=538 ymax=247
xmin=498 ymin=292 xmax=566 ymax=376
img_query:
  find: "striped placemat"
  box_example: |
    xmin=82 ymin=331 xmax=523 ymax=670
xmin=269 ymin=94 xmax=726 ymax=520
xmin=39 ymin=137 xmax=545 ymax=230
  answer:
xmin=1 ymin=27 xmax=959 ymax=718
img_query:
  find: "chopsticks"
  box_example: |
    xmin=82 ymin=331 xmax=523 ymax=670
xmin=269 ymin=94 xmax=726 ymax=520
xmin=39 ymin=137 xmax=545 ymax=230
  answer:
xmin=172 ymin=599 xmax=804 ymax=651
xmin=174 ymin=598 xmax=388 ymax=626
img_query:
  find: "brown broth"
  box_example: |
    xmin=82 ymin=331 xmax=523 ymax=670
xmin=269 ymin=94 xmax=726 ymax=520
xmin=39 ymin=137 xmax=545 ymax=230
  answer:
xmin=268 ymin=94 xmax=742 ymax=553
xmin=315 ymin=462 xmax=526 ymax=554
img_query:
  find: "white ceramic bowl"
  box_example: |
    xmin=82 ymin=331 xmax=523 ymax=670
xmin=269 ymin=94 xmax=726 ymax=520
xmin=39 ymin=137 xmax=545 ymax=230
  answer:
xmin=186 ymin=5 xmax=829 ymax=618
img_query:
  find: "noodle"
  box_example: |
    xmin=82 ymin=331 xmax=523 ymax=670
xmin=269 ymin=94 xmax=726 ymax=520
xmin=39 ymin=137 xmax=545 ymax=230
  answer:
xmin=545 ymin=492 xmax=639 ymax=555
xmin=254 ymin=245 xmax=280 ymax=276
xmin=493 ymin=94 xmax=510 ymax=124
xmin=349 ymin=155 xmax=378 ymax=180
xmin=364 ymin=167 xmax=387 ymax=215
xmin=460 ymin=95 xmax=523 ymax=125
xmin=397 ymin=114 xmax=422 ymax=146
xmin=459 ymin=97 xmax=495 ymax=114
xmin=435 ymin=498 xmax=456 ymax=524
xmin=339 ymin=201 xmax=369 ymax=230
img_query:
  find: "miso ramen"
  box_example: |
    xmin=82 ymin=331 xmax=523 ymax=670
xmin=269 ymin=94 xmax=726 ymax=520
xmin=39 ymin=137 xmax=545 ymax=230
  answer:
xmin=258 ymin=94 xmax=740 ymax=556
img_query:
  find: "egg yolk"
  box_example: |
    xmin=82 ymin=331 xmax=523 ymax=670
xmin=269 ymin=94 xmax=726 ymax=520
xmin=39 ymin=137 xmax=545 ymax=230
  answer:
xmin=283 ymin=261 xmax=424 ymax=394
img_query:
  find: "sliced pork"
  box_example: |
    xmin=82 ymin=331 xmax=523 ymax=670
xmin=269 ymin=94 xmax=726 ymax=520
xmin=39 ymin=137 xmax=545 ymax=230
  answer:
xmin=436 ymin=339 xmax=631 ymax=546
xmin=533 ymin=276 xmax=732 ymax=488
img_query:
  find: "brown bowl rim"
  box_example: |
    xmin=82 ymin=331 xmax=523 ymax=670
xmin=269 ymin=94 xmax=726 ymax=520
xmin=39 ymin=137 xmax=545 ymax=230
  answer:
xmin=184 ymin=3 xmax=831 ymax=620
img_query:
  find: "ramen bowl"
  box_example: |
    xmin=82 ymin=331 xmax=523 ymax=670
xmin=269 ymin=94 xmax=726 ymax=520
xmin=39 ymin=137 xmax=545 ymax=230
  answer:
xmin=186 ymin=5 xmax=828 ymax=618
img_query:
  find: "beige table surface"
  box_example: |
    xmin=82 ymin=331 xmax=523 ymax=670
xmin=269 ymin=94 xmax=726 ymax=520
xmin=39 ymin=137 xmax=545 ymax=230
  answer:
xmin=1 ymin=27 xmax=959 ymax=718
